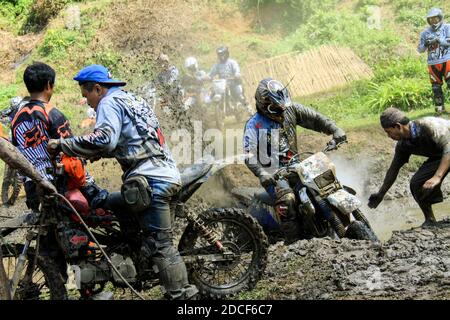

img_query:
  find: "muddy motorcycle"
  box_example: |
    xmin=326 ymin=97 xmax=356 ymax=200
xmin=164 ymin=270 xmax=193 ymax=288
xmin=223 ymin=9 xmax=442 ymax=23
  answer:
xmin=0 ymin=152 xmax=268 ymax=300
xmin=233 ymin=142 xmax=378 ymax=243
xmin=211 ymin=78 xmax=247 ymax=130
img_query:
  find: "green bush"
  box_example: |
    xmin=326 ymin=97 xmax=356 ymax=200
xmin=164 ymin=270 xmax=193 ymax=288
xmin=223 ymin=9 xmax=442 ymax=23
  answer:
xmin=0 ymin=84 xmax=20 ymax=111
xmin=21 ymin=0 xmax=70 ymax=33
xmin=274 ymin=11 xmax=401 ymax=65
xmin=0 ymin=0 xmax=33 ymax=32
xmin=238 ymin=0 xmax=339 ymax=32
xmin=365 ymin=77 xmax=432 ymax=113
xmin=372 ymin=56 xmax=426 ymax=83
xmin=37 ymin=29 xmax=78 ymax=60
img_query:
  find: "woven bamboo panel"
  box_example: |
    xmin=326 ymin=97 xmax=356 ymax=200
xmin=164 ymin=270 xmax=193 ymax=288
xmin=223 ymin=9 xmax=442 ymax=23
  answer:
xmin=242 ymin=45 xmax=374 ymax=98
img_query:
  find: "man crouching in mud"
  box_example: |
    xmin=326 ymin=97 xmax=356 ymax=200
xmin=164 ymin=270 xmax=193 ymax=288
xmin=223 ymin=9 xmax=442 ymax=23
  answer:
xmin=47 ymin=64 xmax=198 ymax=300
xmin=368 ymin=107 xmax=450 ymax=226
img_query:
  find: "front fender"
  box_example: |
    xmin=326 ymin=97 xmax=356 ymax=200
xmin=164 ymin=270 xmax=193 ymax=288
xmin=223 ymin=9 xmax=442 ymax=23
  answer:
xmin=327 ymin=189 xmax=361 ymax=214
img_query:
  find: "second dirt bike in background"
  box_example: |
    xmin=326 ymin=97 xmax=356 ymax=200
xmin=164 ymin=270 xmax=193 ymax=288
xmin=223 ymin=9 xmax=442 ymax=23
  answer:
xmin=211 ymin=78 xmax=249 ymax=130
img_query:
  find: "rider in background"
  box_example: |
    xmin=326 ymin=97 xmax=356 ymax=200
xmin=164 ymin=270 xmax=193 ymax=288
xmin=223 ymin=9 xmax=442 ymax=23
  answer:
xmin=243 ymin=78 xmax=346 ymax=244
xmin=208 ymin=46 xmax=251 ymax=113
xmin=181 ymin=56 xmax=210 ymax=110
xmin=418 ymin=7 xmax=450 ymax=115
xmin=155 ymin=53 xmax=182 ymax=112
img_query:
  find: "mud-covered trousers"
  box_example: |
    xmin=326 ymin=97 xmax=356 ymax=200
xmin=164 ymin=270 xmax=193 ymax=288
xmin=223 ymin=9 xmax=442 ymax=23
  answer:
xmin=103 ymin=177 xmax=198 ymax=300
xmin=410 ymin=157 xmax=449 ymax=208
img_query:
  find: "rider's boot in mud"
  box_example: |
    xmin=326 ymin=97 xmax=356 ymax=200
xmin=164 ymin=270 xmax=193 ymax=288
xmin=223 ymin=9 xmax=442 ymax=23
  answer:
xmin=276 ymin=192 xmax=300 ymax=245
xmin=279 ymin=219 xmax=301 ymax=245
xmin=420 ymin=203 xmax=437 ymax=227
xmin=142 ymin=232 xmax=199 ymax=300
xmin=432 ymin=84 xmax=445 ymax=116
xmin=435 ymin=105 xmax=445 ymax=116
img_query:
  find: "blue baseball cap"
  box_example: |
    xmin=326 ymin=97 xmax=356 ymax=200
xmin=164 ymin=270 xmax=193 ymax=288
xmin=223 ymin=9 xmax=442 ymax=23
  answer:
xmin=73 ymin=64 xmax=126 ymax=86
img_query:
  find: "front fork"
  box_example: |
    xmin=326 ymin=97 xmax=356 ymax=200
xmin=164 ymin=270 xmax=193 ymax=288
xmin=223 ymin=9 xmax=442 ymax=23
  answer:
xmin=9 ymin=230 xmax=37 ymax=299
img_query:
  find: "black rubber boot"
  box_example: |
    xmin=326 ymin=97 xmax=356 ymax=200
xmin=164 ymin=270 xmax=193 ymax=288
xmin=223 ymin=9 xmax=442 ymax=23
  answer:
xmin=432 ymin=84 xmax=445 ymax=115
xmin=142 ymin=232 xmax=199 ymax=300
xmin=419 ymin=203 xmax=437 ymax=227
xmin=279 ymin=219 xmax=301 ymax=245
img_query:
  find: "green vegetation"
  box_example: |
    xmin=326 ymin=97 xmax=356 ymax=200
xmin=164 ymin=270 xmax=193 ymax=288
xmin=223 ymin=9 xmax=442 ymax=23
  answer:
xmin=1 ymin=0 xmax=450 ymax=131
xmin=251 ymin=0 xmax=450 ymax=130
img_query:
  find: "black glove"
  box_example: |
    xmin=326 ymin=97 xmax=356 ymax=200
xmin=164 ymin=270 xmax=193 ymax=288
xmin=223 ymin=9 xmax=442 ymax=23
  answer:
xmin=259 ymin=173 xmax=276 ymax=189
xmin=425 ymin=36 xmax=438 ymax=46
xmin=368 ymin=192 xmax=384 ymax=209
xmin=334 ymin=134 xmax=347 ymax=144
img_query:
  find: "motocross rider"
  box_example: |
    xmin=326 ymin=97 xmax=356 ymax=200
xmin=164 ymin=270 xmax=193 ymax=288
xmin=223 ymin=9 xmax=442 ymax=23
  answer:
xmin=243 ymin=78 xmax=347 ymax=244
xmin=181 ymin=56 xmax=209 ymax=110
xmin=10 ymin=62 xmax=103 ymax=286
xmin=368 ymin=107 xmax=450 ymax=227
xmin=418 ymin=8 xmax=450 ymax=115
xmin=10 ymin=62 xmax=100 ymax=212
xmin=208 ymin=46 xmax=251 ymax=113
xmin=154 ymin=53 xmax=182 ymax=114
xmin=47 ymin=64 xmax=199 ymax=300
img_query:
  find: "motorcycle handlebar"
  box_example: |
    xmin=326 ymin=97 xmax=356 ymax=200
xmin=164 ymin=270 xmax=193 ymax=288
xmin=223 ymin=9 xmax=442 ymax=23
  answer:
xmin=273 ymin=140 xmax=347 ymax=180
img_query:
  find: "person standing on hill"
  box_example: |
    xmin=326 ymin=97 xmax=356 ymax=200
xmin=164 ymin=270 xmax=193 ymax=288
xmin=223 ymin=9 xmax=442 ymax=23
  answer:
xmin=418 ymin=7 xmax=450 ymax=115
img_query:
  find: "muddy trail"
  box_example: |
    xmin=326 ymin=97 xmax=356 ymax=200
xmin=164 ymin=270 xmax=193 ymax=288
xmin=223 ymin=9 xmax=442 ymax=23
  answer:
xmin=246 ymin=219 xmax=450 ymax=300
xmin=2 ymin=126 xmax=450 ymax=300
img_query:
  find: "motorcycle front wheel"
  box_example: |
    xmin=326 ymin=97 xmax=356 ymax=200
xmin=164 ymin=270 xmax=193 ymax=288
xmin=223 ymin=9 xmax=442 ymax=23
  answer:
xmin=178 ymin=208 xmax=268 ymax=299
xmin=2 ymin=165 xmax=21 ymax=206
xmin=1 ymin=243 xmax=67 ymax=300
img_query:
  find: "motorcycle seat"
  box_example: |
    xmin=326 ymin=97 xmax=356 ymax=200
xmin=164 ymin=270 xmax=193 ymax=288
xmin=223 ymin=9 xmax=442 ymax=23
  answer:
xmin=180 ymin=162 xmax=213 ymax=187
xmin=254 ymin=190 xmax=275 ymax=206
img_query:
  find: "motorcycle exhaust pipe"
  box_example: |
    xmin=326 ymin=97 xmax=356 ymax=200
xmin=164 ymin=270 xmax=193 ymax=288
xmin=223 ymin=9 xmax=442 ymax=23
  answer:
xmin=0 ymin=138 xmax=56 ymax=193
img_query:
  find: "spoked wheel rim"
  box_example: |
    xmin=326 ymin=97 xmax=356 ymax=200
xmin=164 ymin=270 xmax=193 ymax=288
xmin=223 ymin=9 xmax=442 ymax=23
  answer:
xmin=1 ymin=244 xmax=68 ymax=300
xmin=2 ymin=253 xmax=51 ymax=299
xmin=187 ymin=218 xmax=259 ymax=290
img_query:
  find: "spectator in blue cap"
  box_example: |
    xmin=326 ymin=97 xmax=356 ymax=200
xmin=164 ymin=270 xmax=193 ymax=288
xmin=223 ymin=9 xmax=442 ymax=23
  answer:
xmin=47 ymin=64 xmax=198 ymax=300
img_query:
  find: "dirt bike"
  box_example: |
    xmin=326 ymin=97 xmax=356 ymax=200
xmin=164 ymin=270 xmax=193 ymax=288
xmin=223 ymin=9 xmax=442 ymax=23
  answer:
xmin=0 ymin=105 xmax=22 ymax=206
xmin=211 ymin=78 xmax=248 ymax=130
xmin=0 ymin=149 xmax=268 ymax=300
xmin=232 ymin=141 xmax=378 ymax=244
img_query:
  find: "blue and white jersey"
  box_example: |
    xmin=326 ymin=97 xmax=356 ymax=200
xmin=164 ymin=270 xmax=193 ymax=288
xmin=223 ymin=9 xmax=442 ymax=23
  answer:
xmin=418 ymin=23 xmax=450 ymax=65
xmin=61 ymin=87 xmax=181 ymax=185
